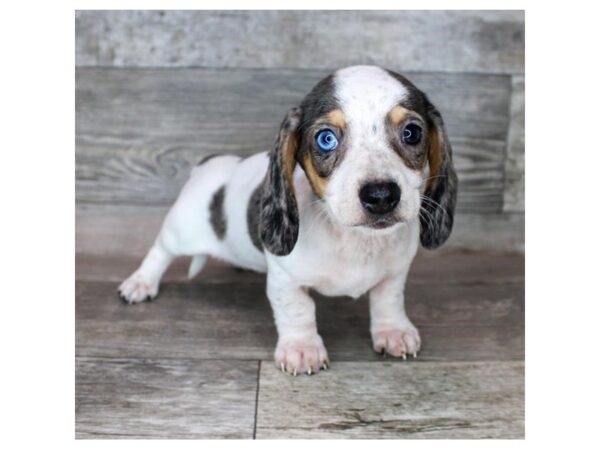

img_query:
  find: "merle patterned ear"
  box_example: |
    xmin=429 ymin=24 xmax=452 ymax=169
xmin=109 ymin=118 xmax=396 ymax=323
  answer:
xmin=420 ymin=102 xmax=458 ymax=249
xmin=259 ymin=107 xmax=302 ymax=256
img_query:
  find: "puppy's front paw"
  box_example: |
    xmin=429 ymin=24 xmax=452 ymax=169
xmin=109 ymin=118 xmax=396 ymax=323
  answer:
xmin=372 ymin=325 xmax=421 ymax=358
xmin=274 ymin=335 xmax=330 ymax=376
xmin=118 ymin=272 xmax=159 ymax=304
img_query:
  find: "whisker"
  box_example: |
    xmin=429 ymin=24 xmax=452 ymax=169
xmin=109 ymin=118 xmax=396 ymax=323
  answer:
xmin=418 ymin=208 xmax=435 ymax=236
xmin=421 ymin=174 xmax=448 ymax=184
xmin=420 ymin=195 xmax=450 ymax=220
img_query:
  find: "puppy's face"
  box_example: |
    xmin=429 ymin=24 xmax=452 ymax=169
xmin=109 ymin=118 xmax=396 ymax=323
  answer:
xmin=260 ymin=66 xmax=458 ymax=256
xmin=297 ymin=66 xmax=433 ymax=231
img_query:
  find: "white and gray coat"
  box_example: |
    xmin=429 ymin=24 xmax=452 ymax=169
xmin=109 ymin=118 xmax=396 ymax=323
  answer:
xmin=119 ymin=65 xmax=458 ymax=375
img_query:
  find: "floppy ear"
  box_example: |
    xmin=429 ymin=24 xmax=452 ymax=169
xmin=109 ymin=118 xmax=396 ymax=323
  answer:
xmin=420 ymin=102 xmax=459 ymax=249
xmin=259 ymin=107 xmax=302 ymax=256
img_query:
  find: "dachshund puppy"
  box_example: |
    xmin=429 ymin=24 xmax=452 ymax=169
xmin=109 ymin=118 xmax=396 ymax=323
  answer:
xmin=119 ymin=65 xmax=458 ymax=375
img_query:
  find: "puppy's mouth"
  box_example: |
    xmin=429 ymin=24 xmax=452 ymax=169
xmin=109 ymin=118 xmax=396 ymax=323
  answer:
xmin=355 ymin=215 xmax=403 ymax=230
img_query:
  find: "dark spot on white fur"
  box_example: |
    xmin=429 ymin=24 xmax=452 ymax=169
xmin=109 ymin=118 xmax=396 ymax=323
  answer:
xmin=247 ymin=185 xmax=263 ymax=252
xmin=209 ymin=186 xmax=227 ymax=240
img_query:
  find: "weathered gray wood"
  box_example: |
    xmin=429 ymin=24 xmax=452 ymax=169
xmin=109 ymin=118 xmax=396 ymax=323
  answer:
xmin=76 ymin=265 xmax=523 ymax=361
xmin=504 ymin=76 xmax=525 ymax=212
xmin=76 ymin=357 xmax=258 ymax=438
xmin=75 ymin=68 xmax=511 ymax=143
xmin=75 ymin=204 xmax=167 ymax=258
xmin=75 ymin=251 xmax=524 ymax=438
xmin=76 ymin=67 xmax=510 ymax=212
xmin=448 ymin=211 xmax=524 ymax=253
xmin=75 ymin=10 xmax=101 ymax=67
xmin=75 ymin=204 xmax=525 ymax=258
xmin=76 ymin=251 xmax=524 ymax=286
xmin=73 ymin=11 xmax=526 ymax=438
xmin=76 ymin=278 xmax=275 ymax=360
xmin=75 ymin=11 xmax=524 ymax=74
xmin=256 ymin=361 xmax=524 ymax=439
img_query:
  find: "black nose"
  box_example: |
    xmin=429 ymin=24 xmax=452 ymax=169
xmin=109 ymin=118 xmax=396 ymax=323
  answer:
xmin=359 ymin=181 xmax=401 ymax=215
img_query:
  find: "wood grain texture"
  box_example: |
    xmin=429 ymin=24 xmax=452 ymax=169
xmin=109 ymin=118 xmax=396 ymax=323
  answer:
xmin=75 ymin=204 xmax=525 ymax=257
xmin=75 ymin=10 xmax=524 ymax=74
xmin=73 ymin=11 xmax=526 ymax=438
xmin=76 ymin=357 xmax=258 ymax=438
xmin=256 ymin=361 xmax=524 ymax=439
xmin=76 ymin=261 xmax=523 ymax=362
xmin=76 ymin=250 xmax=524 ymax=285
xmin=76 ymin=67 xmax=510 ymax=213
xmin=448 ymin=211 xmax=524 ymax=253
xmin=75 ymin=252 xmax=524 ymax=439
xmin=504 ymin=76 xmax=525 ymax=212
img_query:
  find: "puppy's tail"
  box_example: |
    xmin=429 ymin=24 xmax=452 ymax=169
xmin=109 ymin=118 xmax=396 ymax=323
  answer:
xmin=188 ymin=254 xmax=208 ymax=279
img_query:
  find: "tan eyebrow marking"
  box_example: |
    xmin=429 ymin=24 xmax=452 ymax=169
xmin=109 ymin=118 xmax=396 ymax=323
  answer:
xmin=319 ymin=108 xmax=346 ymax=129
xmin=388 ymin=105 xmax=410 ymax=125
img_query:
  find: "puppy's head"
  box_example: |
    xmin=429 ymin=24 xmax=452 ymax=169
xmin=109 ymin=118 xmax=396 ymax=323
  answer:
xmin=260 ymin=65 xmax=458 ymax=255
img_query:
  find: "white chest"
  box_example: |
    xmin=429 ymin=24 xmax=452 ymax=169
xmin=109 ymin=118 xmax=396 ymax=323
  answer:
xmin=279 ymin=218 xmax=419 ymax=299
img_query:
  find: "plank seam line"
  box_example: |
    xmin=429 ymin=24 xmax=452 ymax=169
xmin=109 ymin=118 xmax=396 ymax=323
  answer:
xmin=500 ymin=75 xmax=516 ymax=213
xmin=74 ymin=355 xmax=265 ymax=363
xmin=74 ymin=66 xmax=523 ymax=77
xmin=253 ymin=360 xmax=261 ymax=439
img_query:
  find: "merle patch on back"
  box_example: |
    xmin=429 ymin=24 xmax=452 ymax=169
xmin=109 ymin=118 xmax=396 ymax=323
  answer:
xmin=209 ymin=186 xmax=227 ymax=240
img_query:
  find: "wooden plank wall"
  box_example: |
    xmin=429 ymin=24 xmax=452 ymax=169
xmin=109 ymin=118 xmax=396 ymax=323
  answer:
xmin=75 ymin=11 xmax=525 ymax=256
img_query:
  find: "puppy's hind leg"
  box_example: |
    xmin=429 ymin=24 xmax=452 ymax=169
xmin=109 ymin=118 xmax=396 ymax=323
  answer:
xmin=119 ymin=156 xmax=236 ymax=302
xmin=118 ymin=240 xmax=175 ymax=304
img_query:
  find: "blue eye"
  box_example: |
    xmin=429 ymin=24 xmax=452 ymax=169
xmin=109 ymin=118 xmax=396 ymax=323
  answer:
xmin=315 ymin=129 xmax=339 ymax=152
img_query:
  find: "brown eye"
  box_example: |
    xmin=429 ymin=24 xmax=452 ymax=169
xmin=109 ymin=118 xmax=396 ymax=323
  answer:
xmin=402 ymin=123 xmax=422 ymax=145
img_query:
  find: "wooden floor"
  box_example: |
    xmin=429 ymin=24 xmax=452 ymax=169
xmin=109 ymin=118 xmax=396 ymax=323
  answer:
xmin=75 ymin=251 xmax=524 ymax=439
